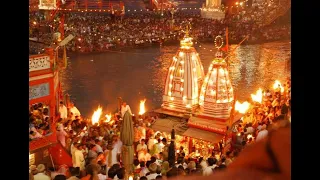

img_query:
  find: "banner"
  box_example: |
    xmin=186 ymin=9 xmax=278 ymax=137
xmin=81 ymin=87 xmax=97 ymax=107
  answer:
xmin=38 ymin=0 xmax=57 ymax=10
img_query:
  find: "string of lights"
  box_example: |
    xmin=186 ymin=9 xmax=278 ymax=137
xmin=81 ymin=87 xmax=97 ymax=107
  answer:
xmin=29 ymin=6 xmax=253 ymax=12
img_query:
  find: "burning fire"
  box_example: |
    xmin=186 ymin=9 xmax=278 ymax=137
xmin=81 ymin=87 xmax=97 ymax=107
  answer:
xmin=247 ymin=134 xmax=253 ymax=139
xmin=91 ymin=106 xmax=102 ymax=125
xmin=139 ymin=99 xmax=147 ymax=115
xmin=105 ymin=114 xmax=112 ymax=123
xmin=235 ymin=101 xmax=251 ymax=114
xmin=273 ymin=80 xmax=284 ymax=93
xmin=251 ymin=88 xmax=263 ymax=103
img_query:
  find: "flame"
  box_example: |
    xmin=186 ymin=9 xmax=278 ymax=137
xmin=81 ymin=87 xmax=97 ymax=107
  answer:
xmin=138 ymin=99 xmax=147 ymax=115
xmin=247 ymin=134 xmax=253 ymax=139
xmin=235 ymin=101 xmax=251 ymax=114
xmin=91 ymin=106 xmax=102 ymax=125
xmin=251 ymin=88 xmax=263 ymax=103
xmin=273 ymin=80 xmax=284 ymax=93
xmin=105 ymin=114 xmax=112 ymax=123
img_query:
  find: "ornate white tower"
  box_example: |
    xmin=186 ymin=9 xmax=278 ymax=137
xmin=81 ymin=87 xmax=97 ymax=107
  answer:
xmin=162 ymin=27 xmax=205 ymax=113
xmin=198 ymin=50 xmax=234 ymax=120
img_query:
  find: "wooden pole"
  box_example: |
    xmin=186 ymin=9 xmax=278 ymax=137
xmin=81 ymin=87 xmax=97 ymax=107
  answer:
xmin=49 ymin=154 xmax=56 ymax=171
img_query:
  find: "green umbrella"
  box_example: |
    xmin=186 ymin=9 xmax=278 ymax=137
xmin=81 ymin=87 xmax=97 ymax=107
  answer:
xmin=120 ymin=111 xmax=134 ymax=175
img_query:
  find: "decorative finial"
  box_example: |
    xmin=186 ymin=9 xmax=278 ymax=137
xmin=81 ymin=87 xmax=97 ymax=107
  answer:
xmin=214 ymin=35 xmax=224 ymax=49
xmin=180 ymin=22 xmax=193 ymax=48
xmin=214 ymin=35 xmax=224 ymax=58
xmin=185 ymin=21 xmax=191 ymax=37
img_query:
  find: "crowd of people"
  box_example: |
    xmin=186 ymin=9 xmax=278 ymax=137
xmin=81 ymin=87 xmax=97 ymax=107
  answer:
xmin=29 ymin=1 xmax=290 ymax=54
xmin=231 ymin=78 xmax=291 ymax=151
xmin=29 ymin=103 xmax=52 ymax=140
xmin=29 ymin=76 xmax=291 ymax=180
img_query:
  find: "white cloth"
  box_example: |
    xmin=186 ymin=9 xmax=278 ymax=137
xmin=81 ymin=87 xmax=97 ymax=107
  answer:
xmin=147 ymin=138 xmax=157 ymax=150
xmin=114 ymin=140 xmax=123 ymax=154
xmin=246 ymin=127 xmax=255 ymax=134
xmin=57 ymin=130 xmax=68 ymax=147
xmin=74 ymin=149 xmax=85 ymax=170
xmin=256 ymin=129 xmax=268 ymax=142
xmin=34 ymin=173 xmax=51 ymax=180
xmin=203 ymin=165 xmax=217 ymax=176
xmin=95 ymin=144 xmax=103 ymax=153
xmin=140 ymin=167 xmax=149 ymax=177
xmin=67 ymin=176 xmax=80 ymax=180
xmin=146 ymin=173 xmax=158 ymax=180
xmin=70 ymin=106 xmax=81 ymax=119
xmin=137 ymin=144 xmax=148 ymax=153
xmin=121 ymin=105 xmax=132 ymax=117
xmin=59 ymin=105 xmax=68 ymax=119
xmin=98 ymin=173 xmax=107 ymax=180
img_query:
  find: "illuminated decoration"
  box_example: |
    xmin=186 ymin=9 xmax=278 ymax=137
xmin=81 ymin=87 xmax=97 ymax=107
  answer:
xmin=214 ymin=35 xmax=224 ymax=49
xmin=198 ymin=37 xmax=234 ymax=119
xmin=138 ymin=99 xmax=147 ymax=115
xmin=91 ymin=106 xmax=102 ymax=125
xmin=162 ymin=23 xmax=205 ymax=113
xmin=38 ymin=0 xmax=57 ymax=10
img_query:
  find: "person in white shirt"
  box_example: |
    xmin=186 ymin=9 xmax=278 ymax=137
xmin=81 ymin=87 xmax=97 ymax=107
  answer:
xmin=34 ymin=164 xmax=51 ymax=180
xmin=146 ymin=163 xmax=159 ymax=180
xmin=120 ymin=102 xmax=132 ymax=118
xmin=69 ymin=103 xmax=81 ymax=120
xmin=95 ymin=139 xmax=103 ymax=153
xmin=256 ymin=125 xmax=268 ymax=142
xmin=137 ymin=139 xmax=148 ymax=153
xmin=59 ymin=101 xmax=68 ymax=119
xmin=106 ymin=135 xmax=122 ymax=167
xmin=56 ymin=124 xmax=68 ymax=147
xmin=203 ymin=158 xmax=218 ymax=176
xmin=147 ymin=135 xmax=157 ymax=151
xmin=137 ymin=139 xmax=151 ymax=162
xmin=73 ymin=144 xmax=85 ymax=171
xmin=139 ymin=161 xmax=149 ymax=177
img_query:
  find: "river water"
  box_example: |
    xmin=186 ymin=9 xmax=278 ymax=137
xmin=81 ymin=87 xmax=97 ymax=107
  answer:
xmin=60 ymin=41 xmax=291 ymax=117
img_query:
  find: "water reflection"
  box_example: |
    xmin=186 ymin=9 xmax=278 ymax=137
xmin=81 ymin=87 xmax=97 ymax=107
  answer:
xmin=61 ymin=41 xmax=290 ymax=117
